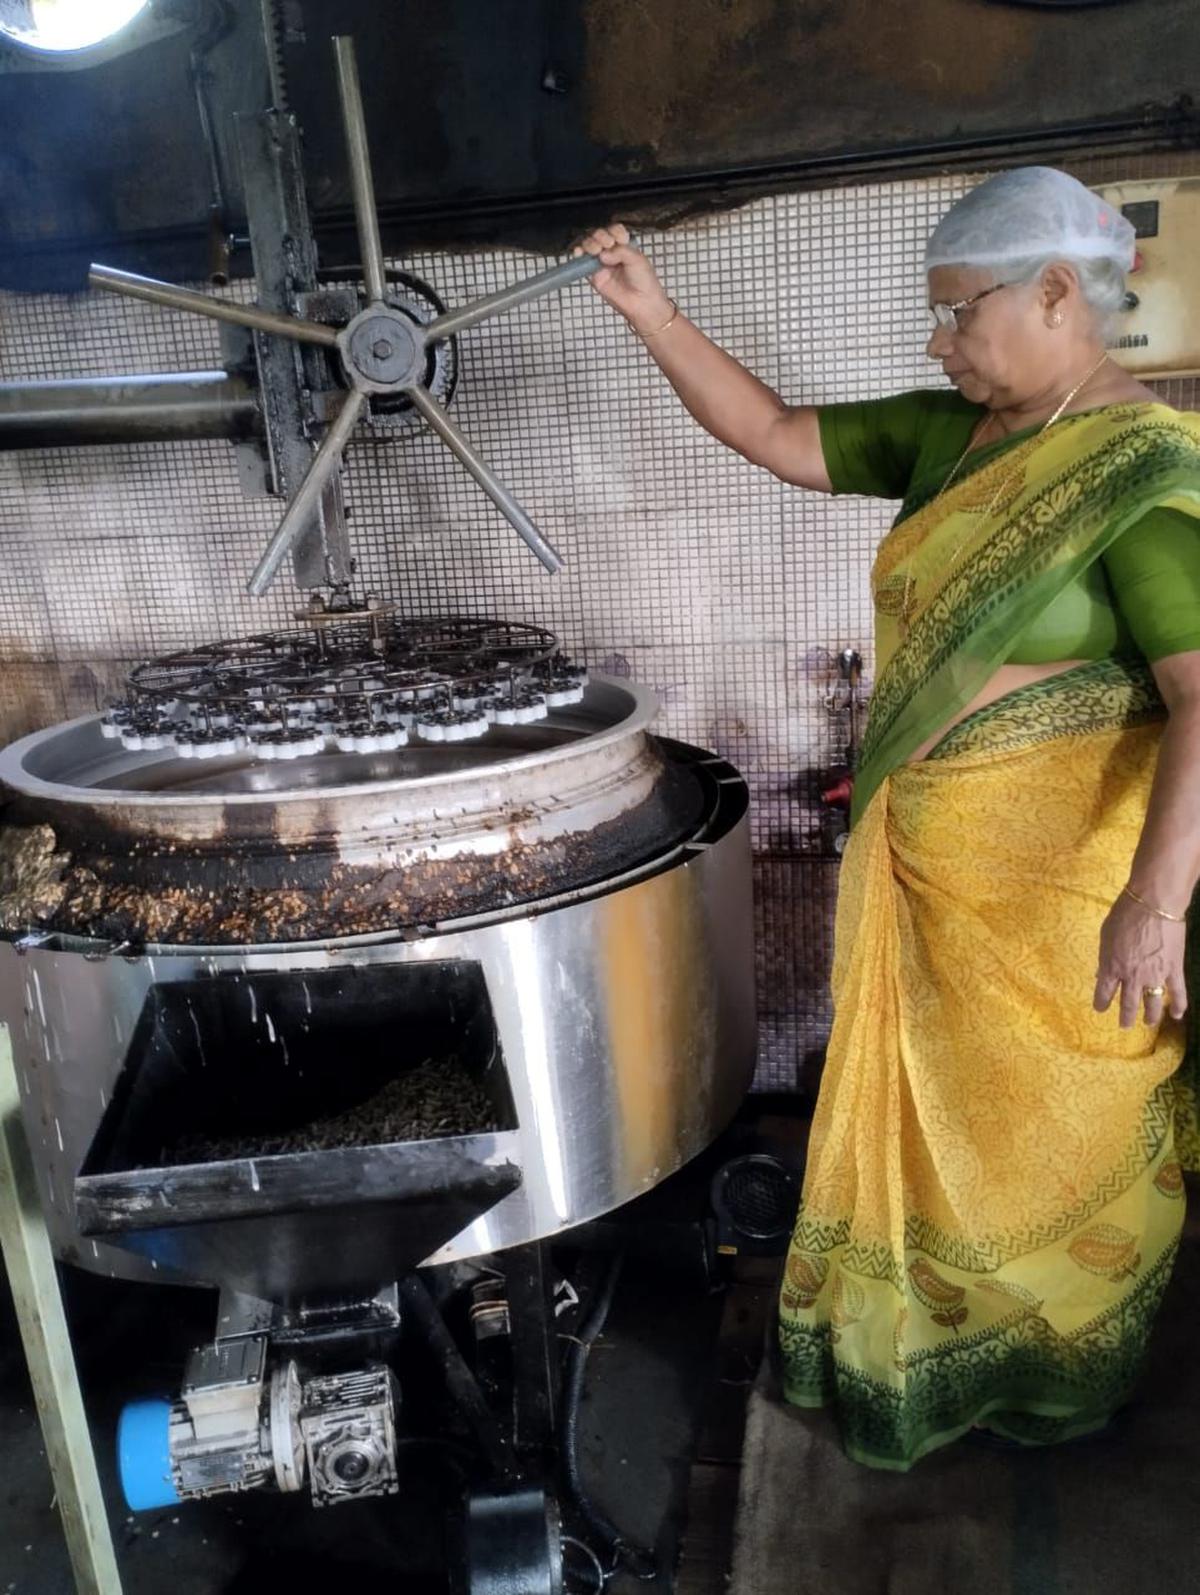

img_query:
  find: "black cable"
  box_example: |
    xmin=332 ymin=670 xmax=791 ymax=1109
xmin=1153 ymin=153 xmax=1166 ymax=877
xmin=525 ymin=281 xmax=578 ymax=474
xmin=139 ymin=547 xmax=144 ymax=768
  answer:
xmin=561 ymin=1535 xmax=608 ymax=1593
xmin=557 ymin=1254 xmax=658 ymax=1583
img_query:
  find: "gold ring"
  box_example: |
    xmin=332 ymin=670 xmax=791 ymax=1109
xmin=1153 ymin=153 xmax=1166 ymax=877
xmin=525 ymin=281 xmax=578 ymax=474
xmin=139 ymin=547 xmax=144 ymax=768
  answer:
xmin=1143 ymin=985 xmax=1166 ymax=999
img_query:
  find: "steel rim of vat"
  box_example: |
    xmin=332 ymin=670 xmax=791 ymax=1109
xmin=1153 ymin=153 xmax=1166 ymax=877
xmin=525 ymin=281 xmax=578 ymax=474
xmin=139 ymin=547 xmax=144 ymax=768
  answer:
xmin=0 ymin=676 xmax=659 ymax=814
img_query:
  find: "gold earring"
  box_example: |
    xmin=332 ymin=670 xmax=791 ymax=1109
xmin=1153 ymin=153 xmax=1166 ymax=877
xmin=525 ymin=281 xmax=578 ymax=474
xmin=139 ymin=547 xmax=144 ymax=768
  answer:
xmin=1050 ymin=309 xmax=1064 ymax=328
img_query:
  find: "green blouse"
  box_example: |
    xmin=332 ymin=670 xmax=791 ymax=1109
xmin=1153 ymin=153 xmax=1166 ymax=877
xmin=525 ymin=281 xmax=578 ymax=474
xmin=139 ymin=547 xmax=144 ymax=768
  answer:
xmin=818 ymin=389 xmax=1200 ymax=665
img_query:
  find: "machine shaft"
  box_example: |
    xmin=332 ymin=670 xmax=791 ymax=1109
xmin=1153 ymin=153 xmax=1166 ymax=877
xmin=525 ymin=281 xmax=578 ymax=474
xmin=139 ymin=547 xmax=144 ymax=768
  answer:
xmin=0 ymin=372 xmax=260 ymax=448
xmin=332 ymin=35 xmax=389 ymax=307
xmin=88 ymin=264 xmax=340 ymax=349
xmin=247 ymin=389 xmax=366 ymax=596
xmin=406 ymin=386 xmax=563 ymax=574
xmin=425 ymin=255 xmax=601 ymax=342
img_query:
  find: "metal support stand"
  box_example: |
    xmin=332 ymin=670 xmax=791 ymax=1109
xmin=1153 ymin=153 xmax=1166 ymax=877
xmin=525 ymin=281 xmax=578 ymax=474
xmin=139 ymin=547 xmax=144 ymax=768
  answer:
xmin=504 ymin=1241 xmax=557 ymax=1456
xmin=0 ymin=1024 xmax=123 ymax=1594
xmin=399 ymin=1273 xmax=520 ymax=1486
xmin=234 ymin=109 xmax=352 ymax=591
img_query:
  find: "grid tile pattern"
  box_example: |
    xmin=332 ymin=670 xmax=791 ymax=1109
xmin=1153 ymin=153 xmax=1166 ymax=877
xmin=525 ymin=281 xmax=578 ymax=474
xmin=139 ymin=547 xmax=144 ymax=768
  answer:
xmin=1 ymin=169 xmax=1195 ymax=1087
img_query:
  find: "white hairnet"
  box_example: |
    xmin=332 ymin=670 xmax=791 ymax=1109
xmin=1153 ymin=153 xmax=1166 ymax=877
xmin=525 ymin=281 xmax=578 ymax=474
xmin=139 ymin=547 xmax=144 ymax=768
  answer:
xmin=924 ymin=167 xmax=1136 ymax=274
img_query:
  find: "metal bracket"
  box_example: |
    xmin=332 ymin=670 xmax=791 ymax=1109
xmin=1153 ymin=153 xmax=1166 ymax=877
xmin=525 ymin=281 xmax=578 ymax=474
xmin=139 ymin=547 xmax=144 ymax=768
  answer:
xmin=218 ymin=323 xmax=271 ymax=497
xmin=234 ymin=108 xmax=352 ymax=590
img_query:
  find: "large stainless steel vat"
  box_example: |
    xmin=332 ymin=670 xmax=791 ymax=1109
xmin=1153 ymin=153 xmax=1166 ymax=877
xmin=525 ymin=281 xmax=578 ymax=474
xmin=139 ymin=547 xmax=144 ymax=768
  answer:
xmin=0 ymin=677 xmax=755 ymax=1293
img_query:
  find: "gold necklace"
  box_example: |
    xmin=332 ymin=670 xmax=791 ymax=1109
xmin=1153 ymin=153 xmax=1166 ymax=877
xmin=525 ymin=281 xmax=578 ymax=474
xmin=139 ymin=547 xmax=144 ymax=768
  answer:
xmin=934 ymin=410 xmax=996 ymax=505
xmin=896 ymin=352 xmax=1111 ymax=635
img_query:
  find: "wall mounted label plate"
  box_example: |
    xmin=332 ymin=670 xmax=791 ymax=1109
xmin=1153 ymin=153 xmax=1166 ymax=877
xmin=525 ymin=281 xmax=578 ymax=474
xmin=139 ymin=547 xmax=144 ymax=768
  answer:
xmin=1097 ymin=176 xmax=1200 ymax=377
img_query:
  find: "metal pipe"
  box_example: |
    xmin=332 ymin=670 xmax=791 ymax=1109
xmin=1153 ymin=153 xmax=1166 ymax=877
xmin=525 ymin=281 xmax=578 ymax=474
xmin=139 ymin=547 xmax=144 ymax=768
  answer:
xmin=406 ymin=385 xmax=563 ymax=574
xmin=0 ymin=372 xmax=261 ymax=450
xmin=398 ymin=1276 xmax=519 ymax=1484
xmin=332 ymin=36 xmax=388 ymax=306
xmin=424 ymin=255 xmax=600 ymax=343
xmin=88 ymin=264 xmax=340 ymax=348
xmin=246 ymin=388 xmax=365 ymax=596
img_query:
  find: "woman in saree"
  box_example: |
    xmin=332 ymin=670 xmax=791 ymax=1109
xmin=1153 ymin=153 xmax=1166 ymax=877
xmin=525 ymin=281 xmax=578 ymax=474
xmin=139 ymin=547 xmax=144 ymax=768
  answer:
xmin=576 ymin=165 xmax=1200 ymax=1470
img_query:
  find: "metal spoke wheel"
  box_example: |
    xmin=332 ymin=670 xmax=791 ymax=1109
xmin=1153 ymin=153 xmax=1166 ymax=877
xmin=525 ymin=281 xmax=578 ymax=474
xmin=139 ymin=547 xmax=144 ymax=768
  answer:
xmin=87 ymin=35 xmax=599 ymax=597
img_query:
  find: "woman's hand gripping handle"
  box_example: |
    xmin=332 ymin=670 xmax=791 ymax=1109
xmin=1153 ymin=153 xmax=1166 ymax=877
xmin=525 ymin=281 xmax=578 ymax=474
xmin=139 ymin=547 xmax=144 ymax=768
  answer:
xmin=572 ymin=224 xmax=675 ymax=336
xmin=570 ymin=223 xmax=832 ymax=492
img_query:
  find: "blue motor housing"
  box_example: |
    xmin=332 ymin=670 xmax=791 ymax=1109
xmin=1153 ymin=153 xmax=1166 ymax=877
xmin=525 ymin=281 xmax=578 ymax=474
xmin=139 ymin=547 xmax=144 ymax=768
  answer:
xmin=117 ymin=1399 xmax=180 ymax=1511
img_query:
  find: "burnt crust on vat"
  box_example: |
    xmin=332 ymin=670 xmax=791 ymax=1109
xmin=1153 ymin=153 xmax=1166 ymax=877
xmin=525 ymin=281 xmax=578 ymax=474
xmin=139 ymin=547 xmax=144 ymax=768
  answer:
xmin=0 ymin=746 xmax=705 ymax=945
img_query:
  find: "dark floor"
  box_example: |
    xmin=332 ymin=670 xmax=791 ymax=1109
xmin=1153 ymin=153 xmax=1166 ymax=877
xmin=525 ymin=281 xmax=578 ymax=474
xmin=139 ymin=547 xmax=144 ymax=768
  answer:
xmin=0 ymin=1103 xmax=793 ymax=1595
xmin=732 ymin=1188 xmax=1200 ymax=1595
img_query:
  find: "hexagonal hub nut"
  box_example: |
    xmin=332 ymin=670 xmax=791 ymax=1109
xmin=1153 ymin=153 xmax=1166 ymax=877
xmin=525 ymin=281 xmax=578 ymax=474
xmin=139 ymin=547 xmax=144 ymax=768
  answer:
xmin=339 ymin=308 xmax=424 ymax=393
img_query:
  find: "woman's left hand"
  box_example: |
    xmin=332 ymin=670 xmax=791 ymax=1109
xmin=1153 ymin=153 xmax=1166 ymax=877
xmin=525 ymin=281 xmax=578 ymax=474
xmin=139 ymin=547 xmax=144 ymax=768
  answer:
xmin=1094 ymin=894 xmax=1188 ymax=1029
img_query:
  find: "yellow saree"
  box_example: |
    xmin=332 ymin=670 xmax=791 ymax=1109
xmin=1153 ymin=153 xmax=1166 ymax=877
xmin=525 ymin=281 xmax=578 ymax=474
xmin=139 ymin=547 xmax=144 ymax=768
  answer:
xmin=780 ymin=403 xmax=1200 ymax=1470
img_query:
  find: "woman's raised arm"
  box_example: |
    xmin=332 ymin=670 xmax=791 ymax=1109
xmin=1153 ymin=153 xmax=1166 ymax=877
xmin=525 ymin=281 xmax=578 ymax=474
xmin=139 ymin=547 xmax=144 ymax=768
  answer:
xmin=574 ymin=224 xmax=832 ymax=493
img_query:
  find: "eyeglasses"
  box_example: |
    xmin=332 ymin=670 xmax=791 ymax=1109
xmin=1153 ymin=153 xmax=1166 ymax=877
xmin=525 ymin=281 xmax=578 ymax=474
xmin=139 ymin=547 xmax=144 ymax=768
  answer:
xmin=928 ymin=282 xmax=1010 ymax=331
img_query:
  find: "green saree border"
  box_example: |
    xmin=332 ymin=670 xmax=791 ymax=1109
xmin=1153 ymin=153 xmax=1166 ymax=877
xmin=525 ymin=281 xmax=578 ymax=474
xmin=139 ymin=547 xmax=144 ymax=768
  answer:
xmin=893 ymin=400 xmax=1157 ymax=528
xmin=925 ymin=653 xmax=1165 ymax=762
xmin=781 ymin=1241 xmax=1177 ymax=1469
xmin=792 ymin=1081 xmax=1175 ymax=1288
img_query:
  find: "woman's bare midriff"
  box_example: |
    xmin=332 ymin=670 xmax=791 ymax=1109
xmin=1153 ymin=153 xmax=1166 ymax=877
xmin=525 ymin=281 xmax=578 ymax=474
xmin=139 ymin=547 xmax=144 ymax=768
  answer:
xmin=897 ymin=379 xmax=1162 ymax=766
xmin=906 ymin=659 xmax=1089 ymax=763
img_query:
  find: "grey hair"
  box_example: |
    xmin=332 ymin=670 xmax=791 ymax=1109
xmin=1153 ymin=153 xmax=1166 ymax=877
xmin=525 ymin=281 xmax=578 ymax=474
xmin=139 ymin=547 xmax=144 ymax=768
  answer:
xmin=990 ymin=254 xmax=1128 ymax=339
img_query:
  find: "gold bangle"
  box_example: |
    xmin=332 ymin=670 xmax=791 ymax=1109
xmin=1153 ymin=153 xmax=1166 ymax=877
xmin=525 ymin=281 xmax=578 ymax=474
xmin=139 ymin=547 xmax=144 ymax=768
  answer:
xmin=1121 ymin=884 xmax=1188 ymax=923
xmin=638 ymin=299 xmax=679 ymax=339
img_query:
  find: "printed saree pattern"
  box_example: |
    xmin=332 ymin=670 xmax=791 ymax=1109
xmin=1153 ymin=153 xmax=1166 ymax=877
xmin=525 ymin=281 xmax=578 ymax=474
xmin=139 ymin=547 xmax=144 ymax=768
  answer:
xmin=780 ymin=404 xmax=1200 ymax=1471
xmin=854 ymin=403 xmax=1200 ymax=823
